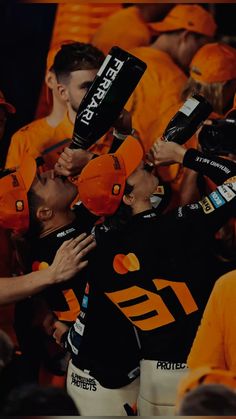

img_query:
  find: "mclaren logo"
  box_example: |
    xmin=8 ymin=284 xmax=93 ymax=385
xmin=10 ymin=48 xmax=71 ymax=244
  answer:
xmin=15 ymin=200 xmax=24 ymax=212
xmin=112 ymin=184 xmax=121 ymax=196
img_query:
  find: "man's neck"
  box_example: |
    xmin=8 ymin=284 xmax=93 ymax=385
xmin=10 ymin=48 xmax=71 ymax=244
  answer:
xmin=68 ymin=106 xmax=76 ymax=125
xmin=151 ymin=35 xmax=182 ymax=68
xmin=46 ymin=96 xmax=67 ymax=128
xmin=151 ymin=35 xmax=172 ymax=55
xmin=132 ymin=200 xmax=153 ymax=216
xmin=39 ymin=210 xmax=76 ymax=238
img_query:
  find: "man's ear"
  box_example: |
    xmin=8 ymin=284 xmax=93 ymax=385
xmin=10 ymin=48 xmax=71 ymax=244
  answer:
xmin=45 ymin=70 xmax=55 ymax=90
xmin=180 ymin=30 xmax=190 ymax=43
xmin=122 ymin=193 xmax=135 ymax=207
xmin=57 ymin=83 xmax=69 ymax=102
xmin=36 ymin=206 xmax=54 ymax=222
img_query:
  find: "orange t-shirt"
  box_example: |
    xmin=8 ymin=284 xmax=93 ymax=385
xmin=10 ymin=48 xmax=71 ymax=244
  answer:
xmin=5 ymin=115 xmax=72 ymax=168
xmin=188 ymin=270 xmax=236 ymax=373
xmin=125 ymin=47 xmax=187 ymax=153
xmin=35 ymin=3 xmax=122 ymax=120
xmin=92 ymin=6 xmax=151 ymax=55
xmin=5 ymin=114 xmax=113 ymax=169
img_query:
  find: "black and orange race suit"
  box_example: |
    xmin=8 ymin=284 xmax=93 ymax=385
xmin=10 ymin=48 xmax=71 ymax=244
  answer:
xmin=65 ymin=149 xmax=236 ymax=386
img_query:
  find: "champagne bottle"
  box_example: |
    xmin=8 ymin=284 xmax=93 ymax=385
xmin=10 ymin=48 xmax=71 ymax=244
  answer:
xmin=162 ymin=94 xmax=213 ymax=144
xmin=70 ymin=46 xmax=147 ymax=149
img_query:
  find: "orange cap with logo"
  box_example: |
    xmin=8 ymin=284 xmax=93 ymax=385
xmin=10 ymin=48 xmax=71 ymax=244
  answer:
xmin=190 ymin=42 xmax=236 ymax=83
xmin=78 ymin=136 xmax=144 ymax=216
xmin=149 ymin=5 xmax=217 ymax=38
xmin=0 ymin=90 xmax=15 ymax=114
xmin=0 ymin=155 xmax=37 ymax=232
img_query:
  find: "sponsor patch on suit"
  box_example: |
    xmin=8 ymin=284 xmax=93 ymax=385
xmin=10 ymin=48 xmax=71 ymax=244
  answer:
xmin=199 ymin=197 xmax=214 ymax=214
xmin=218 ymin=185 xmax=236 ymax=202
xmin=209 ymin=191 xmax=225 ymax=208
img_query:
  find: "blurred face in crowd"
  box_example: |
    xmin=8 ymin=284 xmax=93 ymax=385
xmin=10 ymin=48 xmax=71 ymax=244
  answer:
xmin=176 ymin=31 xmax=211 ymax=71
xmin=125 ymin=161 xmax=159 ymax=205
xmin=30 ymin=170 xmax=78 ymax=216
xmin=0 ymin=106 xmax=7 ymax=141
xmin=57 ymin=68 xmax=98 ymax=116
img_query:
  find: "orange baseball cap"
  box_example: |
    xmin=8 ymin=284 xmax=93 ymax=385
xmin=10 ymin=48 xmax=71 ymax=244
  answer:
xmin=0 ymin=155 xmax=37 ymax=232
xmin=149 ymin=5 xmax=217 ymax=38
xmin=78 ymin=136 xmax=144 ymax=216
xmin=190 ymin=42 xmax=236 ymax=83
xmin=0 ymin=90 xmax=15 ymax=114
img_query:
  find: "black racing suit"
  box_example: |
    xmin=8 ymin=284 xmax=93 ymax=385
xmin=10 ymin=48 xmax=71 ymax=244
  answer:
xmin=64 ymin=149 xmax=236 ymax=384
xmin=14 ymin=204 xmax=97 ymax=382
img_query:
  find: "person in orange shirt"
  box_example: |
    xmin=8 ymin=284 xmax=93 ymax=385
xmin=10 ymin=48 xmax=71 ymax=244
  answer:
xmin=182 ymin=43 xmax=236 ymax=116
xmin=187 ymin=270 xmax=236 ymax=374
xmin=124 ymin=5 xmax=216 ymax=153
xmin=178 ymin=44 xmax=236 ymax=263
xmin=5 ymin=42 xmax=105 ymax=169
xmin=147 ymin=42 xmax=236 ymax=210
xmin=180 ymin=42 xmax=236 ymax=203
xmin=5 ymin=41 xmax=71 ymax=169
xmin=55 ymin=6 xmax=217 ymax=182
xmin=52 ymin=43 xmax=134 ymax=176
xmin=35 ymin=3 xmax=122 ymax=119
xmin=92 ymin=4 xmax=173 ymax=54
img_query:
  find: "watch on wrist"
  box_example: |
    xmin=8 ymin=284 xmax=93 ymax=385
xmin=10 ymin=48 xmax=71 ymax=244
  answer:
xmin=112 ymin=128 xmax=139 ymax=141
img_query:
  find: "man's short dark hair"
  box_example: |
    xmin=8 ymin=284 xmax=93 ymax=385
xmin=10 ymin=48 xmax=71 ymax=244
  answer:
xmin=53 ymin=42 xmax=105 ymax=84
xmin=179 ymin=383 xmax=236 ymax=415
xmin=0 ymin=383 xmax=80 ymax=415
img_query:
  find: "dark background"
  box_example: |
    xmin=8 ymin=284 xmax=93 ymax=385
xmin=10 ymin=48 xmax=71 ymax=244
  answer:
xmin=0 ymin=3 xmax=236 ymax=135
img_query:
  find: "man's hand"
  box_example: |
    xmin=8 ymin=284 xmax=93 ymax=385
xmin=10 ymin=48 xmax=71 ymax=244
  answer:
xmin=42 ymin=311 xmax=58 ymax=336
xmin=53 ymin=320 xmax=69 ymax=346
xmin=112 ymin=108 xmax=132 ymax=135
xmin=49 ymin=233 xmax=96 ymax=284
xmin=148 ymin=139 xmax=187 ymax=166
xmin=54 ymin=147 xmax=94 ymax=177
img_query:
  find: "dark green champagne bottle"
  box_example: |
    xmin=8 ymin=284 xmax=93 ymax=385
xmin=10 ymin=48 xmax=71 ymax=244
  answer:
xmin=162 ymin=94 xmax=213 ymax=144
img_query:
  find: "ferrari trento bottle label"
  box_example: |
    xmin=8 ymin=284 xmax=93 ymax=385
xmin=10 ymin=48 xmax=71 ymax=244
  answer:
xmin=179 ymin=97 xmax=200 ymax=117
xmin=80 ymin=57 xmax=124 ymax=127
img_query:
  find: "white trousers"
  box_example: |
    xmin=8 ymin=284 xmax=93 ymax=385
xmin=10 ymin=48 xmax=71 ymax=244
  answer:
xmin=138 ymin=359 xmax=188 ymax=416
xmin=67 ymin=360 xmax=140 ymax=416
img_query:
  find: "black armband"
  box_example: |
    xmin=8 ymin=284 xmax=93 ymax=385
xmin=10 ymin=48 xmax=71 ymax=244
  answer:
xmin=183 ymin=148 xmax=236 ymax=185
